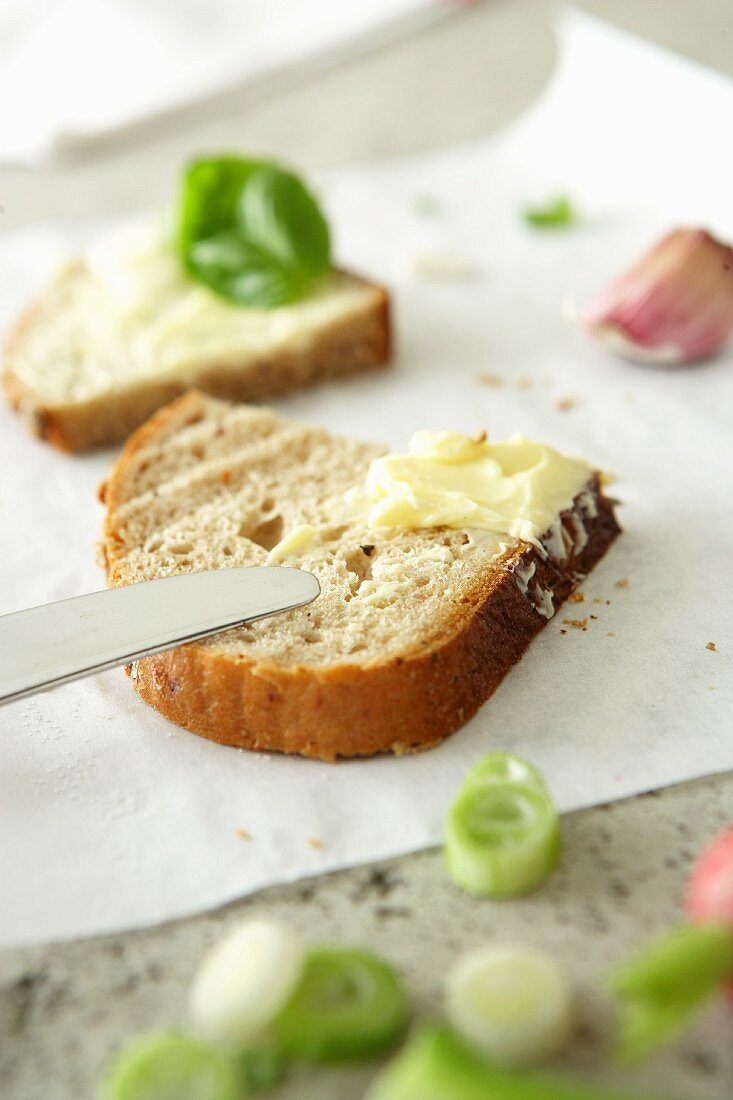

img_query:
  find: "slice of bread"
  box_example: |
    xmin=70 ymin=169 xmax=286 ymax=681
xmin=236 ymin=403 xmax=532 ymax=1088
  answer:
xmin=3 ymin=249 xmax=389 ymax=452
xmin=100 ymin=391 xmax=621 ymax=760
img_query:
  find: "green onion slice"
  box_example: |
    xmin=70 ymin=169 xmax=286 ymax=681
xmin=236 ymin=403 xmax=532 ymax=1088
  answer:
xmin=236 ymin=1042 xmax=286 ymax=1092
xmin=273 ymin=945 xmax=408 ymax=1063
xmin=445 ymin=944 xmax=573 ymax=1065
xmin=188 ymin=918 xmax=305 ymax=1048
xmin=462 ymin=752 xmax=550 ymax=795
xmin=103 ymin=1032 xmax=237 ymax=1100
xmin=366 ymin=1026 xmax=667 ymax=1100
xmin=608 ymin=922 xmax=733 ymax=1063
xmin=445 ymin=754 xmax=559 ymax=898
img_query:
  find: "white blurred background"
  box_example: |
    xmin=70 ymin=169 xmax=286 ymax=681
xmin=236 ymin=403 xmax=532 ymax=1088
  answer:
xmin=0 ymin=0 xmax=731 ymax=231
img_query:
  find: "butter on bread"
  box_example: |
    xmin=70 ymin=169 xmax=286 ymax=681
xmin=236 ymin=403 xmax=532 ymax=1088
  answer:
xmin=3 ymin=219 xmax=390 ymax=452
xmin=100 ymin=391 xmax=621 ymax=761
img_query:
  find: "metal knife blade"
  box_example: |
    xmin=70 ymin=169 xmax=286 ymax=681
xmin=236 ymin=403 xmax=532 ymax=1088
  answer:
xmin=0 ymin=567 xmax=319 ymax=706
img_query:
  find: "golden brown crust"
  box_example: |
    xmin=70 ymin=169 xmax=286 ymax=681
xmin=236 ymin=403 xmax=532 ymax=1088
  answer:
xmin=102 ymin=395 xmax=621 ymax=760
xmin=2 ymin=270 xmax=391 ymax=453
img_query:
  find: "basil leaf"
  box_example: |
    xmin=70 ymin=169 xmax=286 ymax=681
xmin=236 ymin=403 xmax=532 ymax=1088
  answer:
xmin=177 ymin=156 xmax=331 ymax=308
xmin=189 ymin=231 xmax=302 ymax=308
xmin=240 ymin=164 xmax=330 ymax=279
xmin=177 ymin=157 xmax=262 ymax=257
xmin=522 ymin=195 xmax=577 ymax=229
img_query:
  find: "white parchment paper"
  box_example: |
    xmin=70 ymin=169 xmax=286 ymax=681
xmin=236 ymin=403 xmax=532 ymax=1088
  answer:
xmin=1 ymin=13 xmax=731 ymax=946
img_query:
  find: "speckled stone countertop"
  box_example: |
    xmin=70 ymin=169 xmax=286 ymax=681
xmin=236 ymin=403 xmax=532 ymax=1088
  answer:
xmin=1 ymin=2 xmax=732 ymax=1097
xmin=2 ymin=776 xmax=732 ymax=1098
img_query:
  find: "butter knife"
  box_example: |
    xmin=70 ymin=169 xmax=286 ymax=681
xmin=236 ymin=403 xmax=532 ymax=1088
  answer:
xmin=0 ymin=567 xmax=319 ymax=706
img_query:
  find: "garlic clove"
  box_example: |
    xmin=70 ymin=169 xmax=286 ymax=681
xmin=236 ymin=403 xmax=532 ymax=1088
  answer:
xmin=584 ymin=228 xmax=733 ymax=364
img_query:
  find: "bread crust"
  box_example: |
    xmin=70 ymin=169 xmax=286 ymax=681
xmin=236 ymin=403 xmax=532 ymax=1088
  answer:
xmin=102 ymin=395 xmax=621 ymax=761
xmin=3 ymin=269 xmax=390 ymax=453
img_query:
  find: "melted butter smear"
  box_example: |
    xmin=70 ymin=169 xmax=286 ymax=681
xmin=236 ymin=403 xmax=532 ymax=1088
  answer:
xmin=354 ymin=431 xmax=592 ymax=546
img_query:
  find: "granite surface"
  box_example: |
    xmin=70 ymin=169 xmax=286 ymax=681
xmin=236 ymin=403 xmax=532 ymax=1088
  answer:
xmin=1 ymin=1 xmax=732 ymax=1097
xmin=2 ymin=776 xmax=732 ymax=1098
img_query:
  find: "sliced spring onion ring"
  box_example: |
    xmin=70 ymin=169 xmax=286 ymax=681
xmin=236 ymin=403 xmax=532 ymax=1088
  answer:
xmin=103 ymin=1032 xmax=237 ymax=1100
xmin=445 ymin=758 xmax=559 ymax=898
xmin=445 ymin=944 xmax=574 ymax=1065
xmin=188 ymin=919 xmax=305 ymax=1047
xmin=366 ymin=1026 xmax=664 ymax=1100
xmin=273 ymin=945 xmax=408 ymax=1063
xmin=462 ymin=752 xmax=550 ymax=795
xmin=236 ymin=1043 xmax=286 ymax=1091
xmin=608 ymin=922 xmax=733 ymax=1063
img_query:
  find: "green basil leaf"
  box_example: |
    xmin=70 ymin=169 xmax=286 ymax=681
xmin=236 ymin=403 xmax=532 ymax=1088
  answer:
xmin=240 ymin=164 xmax=330 ymax=278
xmin=522 ymin=194 xmax=577 ymax=229
xmin=189 ymin=231 xmax=302 ymax=308
xmin=177 ymin=155 xmax=331 ymax=308
xmin=178 ymin=157 xmax=261 ymax=256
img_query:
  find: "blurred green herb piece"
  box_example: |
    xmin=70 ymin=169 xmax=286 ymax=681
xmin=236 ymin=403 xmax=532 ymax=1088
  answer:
xmin=608 ymin=922 xmax=733 ymax=1064
xmin=366 ymin=1026 xmax=672 ymax=1100
xmin=273 ymin=945 xmax=408 ymax=1063
xmin=444 ymin=752 xmax=560 ymax=898
xmin=236 ymin=1043 xmax=287 ymax=1092
xmin=103 ymin=1032 xmax=238 ymax=1100
xmin=177 ymin=156 xmax=331 ymax=308
xmin=523 ymin=195 xmax=577 ymax=229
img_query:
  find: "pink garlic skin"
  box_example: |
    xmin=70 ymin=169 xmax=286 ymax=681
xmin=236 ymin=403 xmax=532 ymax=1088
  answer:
xmin=687 ymin=825 xmax=733 ymax=925
xmin=585 ymin=228 xmax=733 ymax=364
xmin=686 ymin=825 xmax=733 ymax=1001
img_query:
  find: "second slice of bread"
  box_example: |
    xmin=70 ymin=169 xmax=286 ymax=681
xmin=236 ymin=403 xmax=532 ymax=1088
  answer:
xmin=100 ymin=392 xmax=620 ymax=760
xmin=4 ymin=256 xmax=389 ymax=453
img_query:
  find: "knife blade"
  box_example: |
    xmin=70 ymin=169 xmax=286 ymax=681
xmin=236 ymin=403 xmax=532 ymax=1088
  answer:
xmin=0 ymin=567 xmax=319 ymax=706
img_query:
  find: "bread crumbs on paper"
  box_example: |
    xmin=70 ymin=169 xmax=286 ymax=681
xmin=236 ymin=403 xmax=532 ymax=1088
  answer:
xmin=568 ymin=591 xmax=585 ymax=603
xmin=615 ymin=577 xmax=630 ymax=589
xmin=409 ymin=252 xmax=477 ymax=279
xmin=563 ymin=617 xmax=588 ymax=631
xmin=236 ymin=829 xmax=252 ymax=841
xmin=516 ymin=376 xmax=534 ymax=391
xmin=706 ymin=642 xmax=717 ymax=652
xmin=607 ymin=632 xmax=616 ymax=637
xmin=307 ymin=838 xmax=324 ymax=849
xmin=555 ymin=395 xmax=578 ymax=412
xmin=475 ymin=373 xmax=504 ymax=387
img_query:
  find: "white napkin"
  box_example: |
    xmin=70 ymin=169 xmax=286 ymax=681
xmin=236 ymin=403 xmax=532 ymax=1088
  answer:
xmin=0 ymin=0 xmax=445 ymax=163
xmin=1 ymin=11 xmax=732 ymax=947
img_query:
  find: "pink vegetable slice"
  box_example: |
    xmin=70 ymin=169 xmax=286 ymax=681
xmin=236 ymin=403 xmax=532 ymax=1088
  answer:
xmin=687 ymin=826 xmax=733 ymax=924
xmin=686 ymin=825 xmax=733 ymax=1000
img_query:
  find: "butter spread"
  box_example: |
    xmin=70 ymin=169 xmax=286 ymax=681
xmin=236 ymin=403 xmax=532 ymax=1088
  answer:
xmin=350 ymin=431 xmax=592 ymax=547
xmin=266 ymin=524 xmax=315 ymax=565
xmin=14 ymin=218 xmax=372 ymax=403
